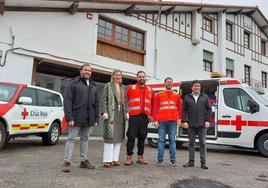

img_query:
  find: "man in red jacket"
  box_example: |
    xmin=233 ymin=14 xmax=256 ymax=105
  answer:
xmin=125 ymin=71 xmax=154 ymax=165
xmin=153 ymin=77 xmax=182 ymax=166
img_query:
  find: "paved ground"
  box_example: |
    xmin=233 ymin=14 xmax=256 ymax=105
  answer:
xmin=0 ymin=137 xmax=268 ymax=188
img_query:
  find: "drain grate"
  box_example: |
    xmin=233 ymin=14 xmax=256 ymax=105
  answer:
xmin=171 ymin=178 xmax=232 ymax=188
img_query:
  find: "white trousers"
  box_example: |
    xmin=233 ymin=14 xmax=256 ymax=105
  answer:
xmin=103 ymin=143 xmax=121 ymax=162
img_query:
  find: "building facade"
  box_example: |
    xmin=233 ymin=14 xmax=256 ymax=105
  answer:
xmin=0 ymin=0 xmax=268 ymax=134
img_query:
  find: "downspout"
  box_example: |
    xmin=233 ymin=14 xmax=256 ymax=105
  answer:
xmin=153 ymin=6 xmax=162 ymax=78
xmin=0 ymin=27 xmax=15 ymax=67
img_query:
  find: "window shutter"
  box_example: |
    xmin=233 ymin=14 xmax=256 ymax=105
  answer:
xmin=203 ymin=50 xmax=213 ymax=62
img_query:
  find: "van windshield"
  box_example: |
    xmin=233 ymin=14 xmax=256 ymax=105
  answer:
xmin=0 ymin=84 xmax=18 ymax=102
xmin=246 ymin=86 xmax=268 ymax=107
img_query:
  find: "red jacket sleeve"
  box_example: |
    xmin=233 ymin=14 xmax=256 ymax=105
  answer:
xmin=152 ymin=92 xmax=159 ymax=122
xmin=150 ymin=87 xmax=155 ymax=117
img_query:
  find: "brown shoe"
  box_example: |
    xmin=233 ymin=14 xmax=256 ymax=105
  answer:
xmin=103 ymin=162 xmax=112 ymax=168
xmin=136 ymin=155 xmax=149 ymax=165
xmin=124 ymin=156 xmax=133 ymax=166
xmin=113 ymin=161 xmax=120 ymax=166
xmin=79 ymin=160 xmax=95 ymax=169
xmin=61 ymin=162 xmax=71 ymax=173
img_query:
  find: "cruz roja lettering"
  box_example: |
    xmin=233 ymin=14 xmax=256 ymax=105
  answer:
xmin=30 ymin=110 xmax=48 ymax=117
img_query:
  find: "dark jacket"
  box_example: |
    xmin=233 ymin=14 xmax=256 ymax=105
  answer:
xmin=64 ymin=76 xmax=99 ymax=126
xmin=182 ymin=92 xmax=211 ymax=128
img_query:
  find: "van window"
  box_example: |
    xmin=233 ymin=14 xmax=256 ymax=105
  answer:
xmin=52 ymin=93 xmax=62 ymax=107
xmin=37 ymin=89 xmax=62 ymax=107
xmin=37 ymin=89 xmax=51 ymax=106
xmin=223 ymin=88 xmax=251 ymax=112
xmin=0 ymin=84 xmax=18 ymax=102
xmin=19 ymin=88 xmax=38 ymax=106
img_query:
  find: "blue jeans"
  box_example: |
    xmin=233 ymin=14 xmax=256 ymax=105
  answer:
xmin=157 ymin=121 xmax=177 ymax=161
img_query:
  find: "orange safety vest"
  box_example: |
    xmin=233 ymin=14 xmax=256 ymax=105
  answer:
xmin=154 ymin=90 xmax=182 ymax=121
xmin=127 ymin=84 xmax=153 ymax=116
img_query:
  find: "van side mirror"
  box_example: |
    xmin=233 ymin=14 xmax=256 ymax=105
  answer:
xmin=18 ymin=97 xmax=32 ymax=105
xmin=247 ymin=99 xmax=259 ymax=114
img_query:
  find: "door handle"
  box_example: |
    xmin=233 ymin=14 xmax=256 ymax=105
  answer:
xmin=222 ymin=115 xmax=231 ymax=118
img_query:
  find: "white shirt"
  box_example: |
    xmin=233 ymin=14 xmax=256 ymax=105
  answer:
xmin=192 ymin=92 xmax=200 ymax=103
xmin=86 ymin=79 xmax=89 ymax=86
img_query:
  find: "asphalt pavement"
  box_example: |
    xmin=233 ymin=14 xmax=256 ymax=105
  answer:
xmin=0 ymin=137 xmax=268 ymax=188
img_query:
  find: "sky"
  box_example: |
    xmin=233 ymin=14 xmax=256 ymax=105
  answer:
xmin=166 ymin=0 xmax=268 ymax=19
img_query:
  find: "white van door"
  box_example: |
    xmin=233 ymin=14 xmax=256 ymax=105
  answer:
xmin=10 ymin=87 xmax=40 ymax=134
xmin=217 ymin=84 xmax=260 ymax=146
xmin=35 ymin=88 xmax=63 ymax=132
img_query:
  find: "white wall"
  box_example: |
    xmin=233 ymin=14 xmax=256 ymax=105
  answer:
xmin=0 ymin=11 xmax=268 ymax=97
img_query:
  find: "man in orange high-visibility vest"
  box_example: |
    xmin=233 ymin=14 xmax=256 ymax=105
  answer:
xmin=125 ymin=71 xmax=154 ymax=165
xmin=153 ymin=77 xmax=182 ymax=166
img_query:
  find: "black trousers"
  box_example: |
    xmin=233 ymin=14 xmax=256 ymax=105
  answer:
xmin=188 ymin=127 xmax=207 ymax=164
xmin=126 ymin=114 xmax=149 ymax=156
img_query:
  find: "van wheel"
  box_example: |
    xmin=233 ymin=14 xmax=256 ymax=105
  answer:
xmin=148 ymin=138 xmax=158 ymax=148
xmin=0 ymin=122 xmax=7 ymax=149
xmin=257 ymin=133 xmax=268 ymax=157
xmin=42 ymin=122 xmax=60 ymax=146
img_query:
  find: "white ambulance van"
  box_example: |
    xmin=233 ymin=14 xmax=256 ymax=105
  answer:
xmin=0 ymin=82 xmax=67 ymax=149
xmin=147 ymin=79 xmax=268 ymax=157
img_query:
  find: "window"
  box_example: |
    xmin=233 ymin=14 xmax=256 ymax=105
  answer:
xmin=130 ymin=31 xmax=143 ymax=50
xmin=37 ymin=89 xmax=51 ymax=106
xmin=203 ymin=17 xmax=213 ymax=33
xmin=262 ymin=71 xmax=267 ymax=88
xmin=244 ymin=65 xmax=251 ymax=86
xmin=226 ymin=22 xmax=233 ymax=41
xmin=97 ymin=17 xmax=145 ymax=65
xmin=0 ymin=83 xmax=18 ymax=102
xmin=203 ymin=50 xmax=213 ymax=72
xmin=115 ymin=25 xmax=128 ymax=46
xmin=37 ymin=89 xmax=62 ymax=107
xmin=226 ymin=69 xmax=234 ymax=78
xmin=97 ymin=19 xmax=112 ymax=40
xmin=226 ymin=58 xmax=234 ymax=78
xmin=18 ymin=88 xmax=38 ymax=106
xmin=223 ymin=88 xmax=251 ymax=113
xmin=244 ymin=31 xmax=250 ymax=49
xmin=51 ymin=93 xmax=62 ymax=107
xmin=261 ymin=40 xmax=266 ymax=56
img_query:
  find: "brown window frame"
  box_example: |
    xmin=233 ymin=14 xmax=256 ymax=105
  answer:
xmin=226 ymin=69 xmax=234 ymax=78
xmin=203 ymin=60 xmax=213 ymax=72
xmin=262 ymin=71 xmax=267 ymax=88
xmin=203 ymin=16 xmax=213 ymax=33
xmin=97 ymin=16 xmax=145 ymax=54
xmin=261 ymin=40 xmax=266 ymax=56
xmin=244 ymin=65 xmax=251 ymax=86
xmin=244 ymin=31 xmax=250 ymax=49
xmin=226 ymin=22 xmax=233 ymax=41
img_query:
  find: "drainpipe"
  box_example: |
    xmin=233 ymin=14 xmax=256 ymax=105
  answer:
xmin=153 ymin=6 xmax=162 ymax=78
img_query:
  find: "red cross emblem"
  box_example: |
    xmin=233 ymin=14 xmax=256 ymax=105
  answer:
xmin=21 ymin=108 xmax=29 ymax=120
xmin=231 ymin=115 xmax=246 ymax=132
